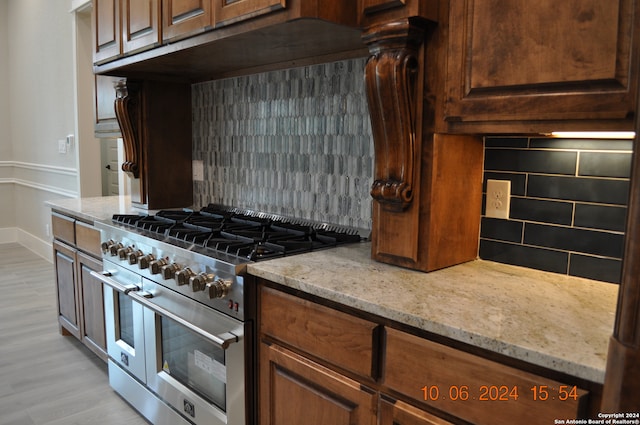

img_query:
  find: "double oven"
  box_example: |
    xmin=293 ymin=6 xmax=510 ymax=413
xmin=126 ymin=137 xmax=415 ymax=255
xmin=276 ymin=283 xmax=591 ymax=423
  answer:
xmin=92 ymin=206 xmax=362 ymax=425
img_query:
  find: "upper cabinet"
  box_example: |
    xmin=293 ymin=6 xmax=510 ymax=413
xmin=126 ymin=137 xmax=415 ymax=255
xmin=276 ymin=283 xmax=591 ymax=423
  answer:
xmin=442 ymin=0 xmax=639 ymax=133
xmin=93 ymin=0 xmax=161 ymax=64
xmin=121 ymin=0 xmax=161 ymax=55
xmin=92 ymin=0 xmax=366 ymax=81
xmin=93 ymin=0 xmax=120 ymax=64
xmin=214 ymin=0 xmax=285 ymax=27
xmin=163 ymin=0 xmax=213 ymax=42
xmin=358 ymin=0 xmax=438 ymax=27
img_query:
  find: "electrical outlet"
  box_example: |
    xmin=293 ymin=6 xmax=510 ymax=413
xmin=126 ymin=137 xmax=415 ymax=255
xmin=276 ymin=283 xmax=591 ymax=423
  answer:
xmin=192 ymin=160 xmax=204 ymax=181
xmin=58 ymin=139 xmax=67 ymax=154
xmin=485 ymin=179 xmax=511 ymax=219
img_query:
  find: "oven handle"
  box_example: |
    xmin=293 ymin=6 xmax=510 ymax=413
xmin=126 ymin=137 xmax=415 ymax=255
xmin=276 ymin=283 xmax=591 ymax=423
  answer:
xmin=128 ymin=290 xmax=239 ymax=350
xmin=90 ymin=270 xmax=140 ymax=294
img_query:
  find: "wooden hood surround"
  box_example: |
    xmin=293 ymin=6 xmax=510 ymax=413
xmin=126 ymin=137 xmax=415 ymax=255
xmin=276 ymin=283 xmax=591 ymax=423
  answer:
xmin=97 ymin=1 xmax=638 ymax=411
xmin=361 ymin=17 xmax=483 ymax=273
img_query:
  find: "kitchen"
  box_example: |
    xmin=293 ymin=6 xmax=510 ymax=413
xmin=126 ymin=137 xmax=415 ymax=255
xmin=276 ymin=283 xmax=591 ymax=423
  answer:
xmin=0 ymin=0 xmax=628 ymax=422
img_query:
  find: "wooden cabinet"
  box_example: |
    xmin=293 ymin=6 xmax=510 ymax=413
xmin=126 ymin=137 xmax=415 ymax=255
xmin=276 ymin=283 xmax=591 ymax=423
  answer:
xmin=260 ymin=342 xmax=377 ymax=425
xmin=163 ymin=0 xmax=213 ymax=42
xmin=214 ymin=0 xmax=285 ymax=27
xmin=54 ymin=239 xmax=80 ymax=339
xmin=260 ymin=286 xmax=379 ymax=379
xmin=379 ymin=397 xmax=454 ymax=425
xmin=93 ymin=0 xmax=121 ymax=64
xmin=358 ymin=0 xmax=438 ymax=27
xmin=258 ymin=283 xmax=597 ymax=425
xmin=113 ymin=79 xmax=192 ymax=209
xmin=259 ymin=285 xmax=380 ymax=424
xmin=121 ymin=0 xmax=161 ymax=55
xmin=77 ymin=251 xmax=107 ymax=358
xmin=443 ymin=0 xmax=639 ymax=133
xmin=383 ymin=328 xmax=589 ymax=425
xmin=52 ymin=212 xmax=107 ymax=361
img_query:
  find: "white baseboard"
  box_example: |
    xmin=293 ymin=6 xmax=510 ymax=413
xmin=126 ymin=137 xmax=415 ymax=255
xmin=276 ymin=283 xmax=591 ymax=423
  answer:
xmin=0 ymin=227 xmax=53 ymax=263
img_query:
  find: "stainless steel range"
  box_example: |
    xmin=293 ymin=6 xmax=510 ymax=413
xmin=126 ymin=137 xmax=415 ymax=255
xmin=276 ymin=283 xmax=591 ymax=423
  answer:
xmin=91 ymin=205 xmax=363 ymax=425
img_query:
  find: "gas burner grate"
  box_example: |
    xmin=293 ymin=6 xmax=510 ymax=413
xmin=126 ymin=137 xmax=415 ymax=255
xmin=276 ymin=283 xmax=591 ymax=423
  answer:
xmin=112 ymin=205 xmax=364 ymax=261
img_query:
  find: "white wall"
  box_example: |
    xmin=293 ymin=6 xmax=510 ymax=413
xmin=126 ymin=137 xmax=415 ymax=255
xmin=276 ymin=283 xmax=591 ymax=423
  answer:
xmin=1 ymin=0 xmax=82 ymax=260
xmin=0 ymin=0 xmax=16 ymax=237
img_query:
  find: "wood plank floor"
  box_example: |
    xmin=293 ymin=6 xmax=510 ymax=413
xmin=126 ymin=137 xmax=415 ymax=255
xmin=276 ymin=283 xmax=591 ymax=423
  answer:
xmin=0 ymin=243 xmax=149 ymax=425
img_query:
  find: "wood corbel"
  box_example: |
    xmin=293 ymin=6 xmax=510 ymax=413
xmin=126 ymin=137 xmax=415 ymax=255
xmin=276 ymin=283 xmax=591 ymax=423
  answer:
xmin=114 ymin=79 xmax=141 ymax=179
xmin=362 ymin=18 xmax=427 ymax=211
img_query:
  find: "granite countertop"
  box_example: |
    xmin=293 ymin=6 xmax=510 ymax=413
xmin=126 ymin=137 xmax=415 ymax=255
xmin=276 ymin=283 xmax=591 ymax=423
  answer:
xmin=45 ymin=196 xmax=618 ymax=384
xmin=46 ymin=196 xmax=149 ymax=223
xmin=247 ymin=242 xmax=618 ymax=384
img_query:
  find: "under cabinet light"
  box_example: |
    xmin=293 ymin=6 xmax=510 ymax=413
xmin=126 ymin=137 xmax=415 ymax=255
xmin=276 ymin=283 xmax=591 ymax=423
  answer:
xmin=546 ymin=131 xmax=636 ymax=139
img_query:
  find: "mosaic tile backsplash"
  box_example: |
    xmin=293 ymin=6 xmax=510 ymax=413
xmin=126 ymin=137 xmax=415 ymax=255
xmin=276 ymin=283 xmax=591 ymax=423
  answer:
xmin=480 ymin=137 xmax=632 ymax=284
xmin=192 ymin=58 xmax=374 ymax=229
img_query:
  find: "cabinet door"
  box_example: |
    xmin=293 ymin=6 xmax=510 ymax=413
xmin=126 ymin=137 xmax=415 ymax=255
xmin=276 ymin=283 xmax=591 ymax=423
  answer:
xmin=260 ymin=342 xmax=377 ymax=425
xmin=379 ymin=398 xmax=454 ymax=425
xmin=162 ymin=0 xmax=212 ymax=42
xmin=77 ymin=252 xmax=107 ymax=362
xmin=214 ymin=0 xmax=285 ymax=27
xmin=53 ymin=241 xmax=80 ymax=339
xmin=444 ymin=0 xmax=638 ymax=133
xmin=384 ymin=328 xmax=588 ymax=425
xmin=93 ymin=0 xmax=121 ymax=63
xmin=122 ymin=0 xmax=161 ymax=55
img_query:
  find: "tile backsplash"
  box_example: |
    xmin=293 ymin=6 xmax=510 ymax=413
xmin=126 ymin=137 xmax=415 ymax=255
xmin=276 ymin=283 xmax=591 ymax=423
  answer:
xmin=480 ymin=137 xmax=632 ymax=284
xmin=191 ymin=58 xmax=632 ymax=284
xmin=192 ymin=58 xmax=374 ymax=230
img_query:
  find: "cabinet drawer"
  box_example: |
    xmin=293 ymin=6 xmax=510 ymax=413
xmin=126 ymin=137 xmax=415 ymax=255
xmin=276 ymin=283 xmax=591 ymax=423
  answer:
xmin=75 ymin=221 xmax=102 ymax=258
xmin=52 ymin=212 xmax=75 ymax=245
xmin=260 ymin=286 xmax=379 ymax=379
xmin=384 ymin=328 xmax=588 ymax=425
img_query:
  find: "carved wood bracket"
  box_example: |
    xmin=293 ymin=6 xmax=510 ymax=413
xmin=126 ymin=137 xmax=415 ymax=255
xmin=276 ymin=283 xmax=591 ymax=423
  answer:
xmin=362 ymin=19 xmax=428 ymax=211
xmin=114 ymin=79 xmax=141 ymax=179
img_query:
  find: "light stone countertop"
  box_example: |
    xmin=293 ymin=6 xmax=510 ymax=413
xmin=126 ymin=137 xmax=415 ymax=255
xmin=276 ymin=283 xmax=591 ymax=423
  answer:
xmin=46 ymin=196 xmax=153 ymax=223
xmin=45 ymin=196 xmax=619 ymax=384
xmin=247 ymin=242 xmax=619 ymax=384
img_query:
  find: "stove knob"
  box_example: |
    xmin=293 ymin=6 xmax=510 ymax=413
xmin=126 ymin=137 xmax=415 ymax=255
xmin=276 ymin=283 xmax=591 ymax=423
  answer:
xmin=150 ymin=259 xmax=168 ymax=275
xmin=109 ymin=243 xmax=123 ymax=257
xmin=101 ymin=240 xmax=115 ymax=254
xmin=190 ymin=273 xmax=214 ymax=292
xmin=138 ymin=254 xmax=155 ymax=270
xmin=161 ymin=263 xmax=180 ymax=280
xmin=127 ymin=250 xmax=144 ymax=265
xmin=206 ymin=278 xmax=232 ymax=299
xmin=175 ymin=268 xmax=195 ymax=286
xmin=117 ymin=246 xmax=133 ymax=261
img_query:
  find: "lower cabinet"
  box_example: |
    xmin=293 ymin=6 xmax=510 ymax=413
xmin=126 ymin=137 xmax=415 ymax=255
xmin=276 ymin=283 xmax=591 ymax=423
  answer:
xmin=53 ymin=240 xmax=81 ymax=339
xmin=258 ymin=282 xmax=594 ymax=425
xmin=52 ymin=212 xmax=107 ymax=361
xmin=77 ymin=252 xmax=107 ymax=359
xmin=379 ymin=397 xmax=454 ymax=425
xmin=260 ymin=342 xmax=377 ymax=425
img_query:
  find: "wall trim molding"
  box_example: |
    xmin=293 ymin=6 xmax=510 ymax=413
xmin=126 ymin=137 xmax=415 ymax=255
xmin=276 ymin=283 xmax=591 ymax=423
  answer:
xmin=0 ymin=228 xmax=52 ymax=263
xmin=0 ymin=161 xmax=79 ymax=197
xmin=0 ymin=161 xmax=78 ymax=176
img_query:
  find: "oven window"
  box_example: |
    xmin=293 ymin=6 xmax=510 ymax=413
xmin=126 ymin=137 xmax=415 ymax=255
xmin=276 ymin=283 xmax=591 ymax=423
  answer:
xmin=160 ymin=317 xmax=227 ymax=411
xmin=117 ymin=292 xmax=135 ymax=348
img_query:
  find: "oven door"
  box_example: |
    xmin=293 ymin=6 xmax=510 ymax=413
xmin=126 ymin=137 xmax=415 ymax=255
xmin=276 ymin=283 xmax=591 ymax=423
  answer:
xmin=130 ymin=279 xmax=246 ymax=425
xmin=93 ymin=263 xmax=146 ymax=382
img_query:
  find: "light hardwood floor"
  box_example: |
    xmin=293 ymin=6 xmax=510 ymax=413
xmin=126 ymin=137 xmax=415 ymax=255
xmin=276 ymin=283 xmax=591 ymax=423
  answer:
xmin=0 ymin=243 xmax=149 ymax=425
